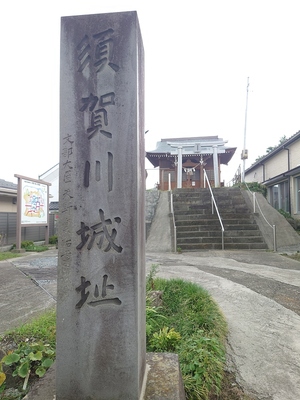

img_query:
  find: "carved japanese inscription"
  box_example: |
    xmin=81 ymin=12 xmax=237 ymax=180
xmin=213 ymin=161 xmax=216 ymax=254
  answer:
xmin=58 ymin=12 xmax=145 ymax=400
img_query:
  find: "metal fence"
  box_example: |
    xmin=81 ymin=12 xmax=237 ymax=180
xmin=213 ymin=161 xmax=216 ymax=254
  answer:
xmin=0 ymin=212 xmax=56 ymax=246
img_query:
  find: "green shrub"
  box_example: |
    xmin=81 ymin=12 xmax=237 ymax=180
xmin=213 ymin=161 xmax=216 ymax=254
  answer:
xmin=49 ymin=235 xmax=58 ymax=245
xmin=149 ymin=326 xmax=181 ymax=352
xmin=21 ymin=241 xmax=34 ymax=250
xmin=278 ymin=209 xmax=291 ymax=219
xmin=238 ymin=182 xmax=267 ymax=197
xmin=11 ymin=241 xmax=49 ymax=253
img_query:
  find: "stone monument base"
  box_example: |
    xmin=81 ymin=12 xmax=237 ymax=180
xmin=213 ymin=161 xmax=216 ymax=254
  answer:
xmin=23 ymin=352 xmax=186 ymax=400
xmin=144 ymin=353 xmax=186 ymax=400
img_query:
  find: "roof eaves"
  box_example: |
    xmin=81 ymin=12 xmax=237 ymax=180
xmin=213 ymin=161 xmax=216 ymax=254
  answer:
xmin=246 ymin=130 xmax=300 ymax=173
xmin=0 ymin=179 xmax=17 ymax=190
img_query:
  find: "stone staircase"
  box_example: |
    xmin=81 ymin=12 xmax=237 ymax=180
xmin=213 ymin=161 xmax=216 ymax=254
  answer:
xmin=173 ymin=187 xmax=267 ymax=251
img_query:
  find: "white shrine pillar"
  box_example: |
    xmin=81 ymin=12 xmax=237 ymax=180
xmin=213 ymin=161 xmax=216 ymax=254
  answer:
xmin=213 ymin=145 xmax=220 ymax=187
xmin=177 ymin=146 xmax=183 ymax=188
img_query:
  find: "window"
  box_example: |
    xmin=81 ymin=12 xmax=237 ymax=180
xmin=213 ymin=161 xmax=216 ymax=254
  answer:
xmin=270 ymin=181 xmax=289 ymax=212
xmin=271 ymin=185 xmax=279 ymax=209
xmin=296 ymin=176 xmax=300 ymax=213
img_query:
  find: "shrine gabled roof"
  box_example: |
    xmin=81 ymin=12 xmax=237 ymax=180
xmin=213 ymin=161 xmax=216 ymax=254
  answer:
xmin=146 ymin=136 xmax=236 ymax=167
xmin=147 ymin=136 xmax=222 ymax=154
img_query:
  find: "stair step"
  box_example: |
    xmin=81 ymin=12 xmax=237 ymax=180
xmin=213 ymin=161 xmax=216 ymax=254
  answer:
xmin=178 ymin=243 xmax=267 ymax=250
xmin=175 ymin=212 xmax=253 ymax=223
xmin=172 ymin=187 xmax=267 ymax=251
xmin=174 ymin=209 xmax=251 ymax=216
xmin=177 ymin=230 xmax=263 ymax=238
xmin=175 ymin=219 xmax=256 ymax=227
xmin=177 ymin=236 xmax=265 ymax=244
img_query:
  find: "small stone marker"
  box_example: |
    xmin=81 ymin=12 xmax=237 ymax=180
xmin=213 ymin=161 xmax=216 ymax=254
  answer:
xmin=57 ymin=11 xmax=146 ymax=399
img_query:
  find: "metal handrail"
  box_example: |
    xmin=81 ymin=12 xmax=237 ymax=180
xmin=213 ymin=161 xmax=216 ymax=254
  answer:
xmin=244 ymin=182 xmax=277 ymax=251
xmin=170 ymin=190 xmax=177 ymax=252
xmin=203 ymin=169 xmax=225 ymax=250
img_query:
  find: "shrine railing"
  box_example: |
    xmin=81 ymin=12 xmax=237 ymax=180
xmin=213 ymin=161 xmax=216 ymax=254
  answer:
xmin=244 ymin=182 xmax=277 ymax=251
xmin=170 ymin=190 xmax=177 ymax=252
xmin=203 ymin=169 xmax=225 ymax=250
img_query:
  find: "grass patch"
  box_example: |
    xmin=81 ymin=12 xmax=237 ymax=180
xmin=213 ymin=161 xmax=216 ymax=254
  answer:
xmin=0 ymin=253 xmax=22 ymax=262
xmin=25 ymin=245 xmax=49 ymax=253
xmin=16 ymin=242 xmax=50 ymax=253
xmin=0 ymin=271 xmax=249 ymax=399
xmin=2 ymin=310 xmax=56 ymax=348
xmin=147 ymin=277 xmax=228 ymax=399
xmin=281 ymin=252 xmax=300 ymax=262
xmin=0 ymin=245 xmax=52 ymax=261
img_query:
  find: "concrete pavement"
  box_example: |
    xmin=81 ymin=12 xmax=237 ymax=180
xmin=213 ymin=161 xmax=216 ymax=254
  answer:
xmin=146 ymin=250 xmax=300 ymax=400
xmin=1 ymin=249 xmax=300 ymax=399
xmin=0 ymin=250 xmax=57 ymax=335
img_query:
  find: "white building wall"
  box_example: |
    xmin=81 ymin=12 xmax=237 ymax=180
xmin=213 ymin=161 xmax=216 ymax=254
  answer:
xmin=289 ymin=140 xmax=300 ymax=169
xmin=0 ymin=195 xmax=17 ymax=213
xmin=244 ymin=133 xmax=300 ymax=220
xmin=245 ymin=164 xmax=264 ymax=183
xmin=264 ymin=151 xmax=288 ymax=180
xmin=39 ymin=164 xmax=59 ymax=201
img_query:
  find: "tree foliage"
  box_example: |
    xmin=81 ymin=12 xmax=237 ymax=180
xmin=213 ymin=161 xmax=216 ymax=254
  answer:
xmin=254 ymin=135 xmax=288 ymax=163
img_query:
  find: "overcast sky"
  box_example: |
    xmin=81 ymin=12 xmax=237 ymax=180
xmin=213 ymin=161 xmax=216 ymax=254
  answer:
xmin=1 ymin=0 xmax=299 ymax=188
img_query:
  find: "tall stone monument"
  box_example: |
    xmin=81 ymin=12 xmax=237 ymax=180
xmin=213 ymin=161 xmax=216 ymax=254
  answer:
xmin=57 ymin=12 xmax=146 ymax=399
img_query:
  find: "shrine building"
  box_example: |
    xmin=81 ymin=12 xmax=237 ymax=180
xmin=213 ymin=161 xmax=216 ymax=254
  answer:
xmin=146 ymin=136 xmax=236 ymax=190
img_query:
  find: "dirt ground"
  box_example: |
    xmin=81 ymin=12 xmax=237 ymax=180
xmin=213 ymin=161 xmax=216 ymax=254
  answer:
xmin=213 ymin=371 xmax=256 ymax=400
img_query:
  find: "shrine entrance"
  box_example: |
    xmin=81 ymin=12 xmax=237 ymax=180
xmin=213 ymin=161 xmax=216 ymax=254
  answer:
xmin=146 ymin=136 xmax=236 ymax=190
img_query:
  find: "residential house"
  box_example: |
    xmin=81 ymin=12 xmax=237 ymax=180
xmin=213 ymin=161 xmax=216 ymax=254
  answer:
xmin=0 ymin=173 xmax=57 ymax=245
xmin=0 ymin=179 xmax=17 ymax=213
xmin=39 ymin=163 xmax=59 ymax=202
xmin=245 ymin=130 xmax=300 ymax=220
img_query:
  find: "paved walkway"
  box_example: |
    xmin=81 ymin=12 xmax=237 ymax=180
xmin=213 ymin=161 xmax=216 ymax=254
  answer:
xmin=0 ymin=250 xmax=57 ymax=335
xmin=1 ymin=249 xmax=300 ymax=399
xmin=146 ymin=251 xmax=300 ymax=400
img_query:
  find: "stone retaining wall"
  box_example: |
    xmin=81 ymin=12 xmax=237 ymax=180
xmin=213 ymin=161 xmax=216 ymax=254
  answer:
xmin=145 ymin=190 xmax=160 ymax=238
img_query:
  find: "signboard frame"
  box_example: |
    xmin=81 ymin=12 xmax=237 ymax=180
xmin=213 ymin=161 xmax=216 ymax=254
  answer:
xmin=14 ymin=174 xmax=51 ymax=251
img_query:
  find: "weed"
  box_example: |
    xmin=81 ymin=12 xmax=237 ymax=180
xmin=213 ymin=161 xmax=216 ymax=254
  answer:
xmin=49 ymin=236 xmax=58 ymax=245
xmin=146 ymin=264 xmax=159 ymax=291
xmin=0 ymin=341 xmax=55 ymax=390
xmin=282 ymin=252 xmax=300 ymax=262
xmin=238 ymin=182 xmax=267 ymax=197
xmin=2 ymin=310 xmax=56 ymax=349
xmin=149 ymin=327 xmax=181 ymax=352
xmin=180 ymin=332 xmax=225 ymax=399
xmin=20 ymin=242 xmax=34 ymax=250
xmin=0 ymin=310 xmax=56 ymax=398
xmin=146 ymin=278 xmax=228 ymax=399
xmin=278 ymin=209 xmax=291 ymax=219
xmin=0 ymin=253 xmax=22 ymax=262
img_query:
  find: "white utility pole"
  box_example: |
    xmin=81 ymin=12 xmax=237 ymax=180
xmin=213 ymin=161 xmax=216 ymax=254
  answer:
xmin=242 ymin=77 xmax=250 ymax=182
